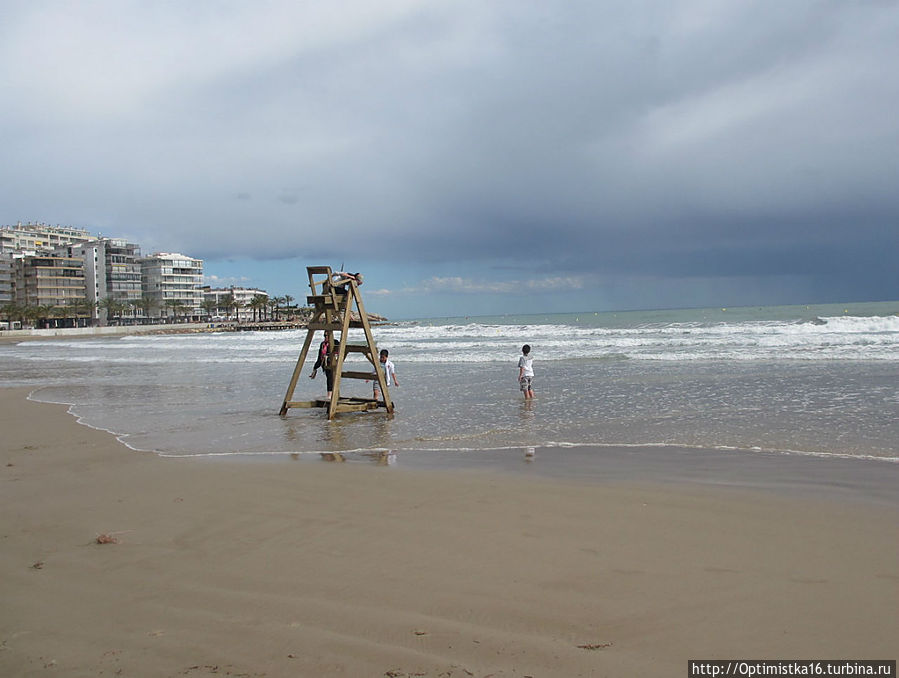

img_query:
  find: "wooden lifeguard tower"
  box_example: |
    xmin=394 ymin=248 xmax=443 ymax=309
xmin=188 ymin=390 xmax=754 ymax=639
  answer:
xmin=279 ymin=266 xmax=394 ymax=419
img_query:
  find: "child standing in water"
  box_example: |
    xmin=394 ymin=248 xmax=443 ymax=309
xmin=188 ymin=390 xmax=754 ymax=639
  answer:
xmin=518 ymin=344 xmax=535 ymax=400
xmin=373 ymin=349 xmax=399 ymax=401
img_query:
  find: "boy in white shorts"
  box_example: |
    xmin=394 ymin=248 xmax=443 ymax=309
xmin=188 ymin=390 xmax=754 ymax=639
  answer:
xmin=517 ymin=344 xmax=534 ymax=399
xmin=373 ymin=349 xmax=398 ymax=401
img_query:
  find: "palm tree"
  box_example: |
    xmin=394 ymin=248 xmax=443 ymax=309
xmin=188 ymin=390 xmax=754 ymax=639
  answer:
xmin=173 ymin=301 xmax=190 ymax=322
xmin=18 ymin=304 xmax=35 ymax=329
xmin=163 ymin=299 xmax=191 ymax=323
xmin=232 ymin=298 xmax=245 ymax=322
xmin=259 ymin=296 xmax=274 ymax=321
xmin=282 ymin=295 xmax=294 ymax=320
xmin=136 ymin=295 xmax=158 ymax=323
xmin=163 ymin=298 xmax=179 ymax=322
xmin=45 ymin=305 xmax=61 ymax=328
xmin=33 ymin=304 xmax=55 ymax=329
xmin=10 ymin=303 xmax=29 ymax=328
xmin=220 ymin=293 xmax=235 ymax=320
xmin=272 ymin=295 xmax=287 ymax=320
xmin=201 ymin=298 xmax=218 ymax=319
xmin=98 ymin=296 xmax=124 ymax=326
xmin=53 ymin=304 xmax=73 ymax=328
xmin=120 ymin=300 xmax=136 ymax=325
xmin=1 ymin=302 xmax=24 ymax=328
xmin=66 ymin=299 xmax=94 ymax=327
xmin=249 ymin=295 xmax=268 ymax=322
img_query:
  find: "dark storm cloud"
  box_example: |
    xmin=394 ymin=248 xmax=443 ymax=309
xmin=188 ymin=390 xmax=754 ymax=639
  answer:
xmin=1 ymin=1 xmax=897 ymax=307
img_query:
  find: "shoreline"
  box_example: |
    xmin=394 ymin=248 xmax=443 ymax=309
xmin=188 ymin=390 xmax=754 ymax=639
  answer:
xmin=136 ymin=441 xmax=899 ymax=508
xmin=2 ymin=386 xmax=897 ymax=676
xmin=0 ymin=321 xmax=304 ymax=343
xmin=358 ymin=443 xmax=899 ymax=507
xmin=23 ymin=386 xmax=899 ymax=508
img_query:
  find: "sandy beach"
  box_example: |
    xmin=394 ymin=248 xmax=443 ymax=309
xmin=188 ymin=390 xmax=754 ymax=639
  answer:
xmin=1 ymin=387 xmax=896 ymax=677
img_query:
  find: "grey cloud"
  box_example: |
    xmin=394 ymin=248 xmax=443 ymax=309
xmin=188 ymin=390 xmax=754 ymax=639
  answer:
xmin=1 ymin=1 xmax=897 ymax=309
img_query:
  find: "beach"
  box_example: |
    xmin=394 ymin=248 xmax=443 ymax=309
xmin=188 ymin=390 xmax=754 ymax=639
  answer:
xmin=2 ymin=386 xmax=896 ymax=677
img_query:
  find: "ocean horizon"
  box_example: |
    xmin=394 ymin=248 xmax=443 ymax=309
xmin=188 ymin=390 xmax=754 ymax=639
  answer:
xmin=1 ymin=299 xmax=897 ymax=466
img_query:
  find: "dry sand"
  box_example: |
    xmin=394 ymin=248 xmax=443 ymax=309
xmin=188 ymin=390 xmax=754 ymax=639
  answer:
xmin=1 ymin=387 xmax=896 ymax=677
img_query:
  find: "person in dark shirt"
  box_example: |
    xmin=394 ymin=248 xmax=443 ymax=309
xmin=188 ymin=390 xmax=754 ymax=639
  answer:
xmin=310 ymin=336 xmax=339 ymax=400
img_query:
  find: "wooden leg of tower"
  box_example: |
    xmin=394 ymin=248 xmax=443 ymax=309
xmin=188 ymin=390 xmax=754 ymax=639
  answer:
xmin=353 ymin=285 xmax=393 ymax=413
xmin=327 ymin=294 xmax=353 ymax=420
xmin=280 ymin=329 xmax=316 ymax=415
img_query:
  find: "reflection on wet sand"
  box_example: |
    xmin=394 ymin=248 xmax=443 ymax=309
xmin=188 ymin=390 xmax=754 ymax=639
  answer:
xmin=281 ymin=405 xmax=396 ymax=461
xmin=319 ymin=450 xmax=396 ymax=466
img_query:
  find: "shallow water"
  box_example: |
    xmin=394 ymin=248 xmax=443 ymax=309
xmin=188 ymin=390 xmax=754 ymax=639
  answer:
xmin=2 ymin=300 xmax=897 ymax=462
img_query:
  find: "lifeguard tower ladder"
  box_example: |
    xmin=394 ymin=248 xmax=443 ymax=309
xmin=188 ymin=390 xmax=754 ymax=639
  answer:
xmin=279 ymin=266 xmax=394 ymax=419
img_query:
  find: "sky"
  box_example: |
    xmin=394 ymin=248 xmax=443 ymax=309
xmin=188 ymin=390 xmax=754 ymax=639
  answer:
xmin=2 ymin=1 xmax=897 ymax=319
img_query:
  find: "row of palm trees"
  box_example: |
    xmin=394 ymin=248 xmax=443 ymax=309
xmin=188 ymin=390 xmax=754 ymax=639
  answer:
xmin=1 ymin=293 xmax=308 ymax=329
xmin=207 ymin=293 xmax=300 ymax=323
xmin=0 ymin=299 xmax=95 ymax=329
xmin=96 ymin=295 xmax=196 ymax=325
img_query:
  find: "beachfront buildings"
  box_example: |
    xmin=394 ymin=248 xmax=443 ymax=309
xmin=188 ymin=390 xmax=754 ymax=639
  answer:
xmin=12 ymin=254 xmax=88 ymax=310
xmin=0 ymin=254 xmax=13 ymax=305
xmin=0 ymin=222 xmax=93 ymax=252
xmin=1 ymin=222 xmax=275 ymax=327
xmin=54 ymin=239 xmax=143 ymax=325
xmin=140 ymin=252 xmax=204 ymax=320
xmin=202 ymin=286 xmax=269 ymax=322
xmin=2 ymin=224 xmax=92 ymax=320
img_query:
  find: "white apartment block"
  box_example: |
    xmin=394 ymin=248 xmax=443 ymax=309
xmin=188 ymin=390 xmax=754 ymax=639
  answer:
xmin=202 ymin=287 xmax=269 ymax=321
xmin=140 ymin=253 xmax=204 ymax=319
xmin=0 ymin=222 xmax=92 ymax=252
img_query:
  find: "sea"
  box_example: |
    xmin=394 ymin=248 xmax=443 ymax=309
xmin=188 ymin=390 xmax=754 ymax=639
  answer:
xmin=2 ymin=300 xmax=898 ymax=474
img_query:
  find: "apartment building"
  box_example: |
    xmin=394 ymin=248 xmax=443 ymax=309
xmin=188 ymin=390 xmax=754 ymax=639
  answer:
xmin=140 ymin=252 xmax=204 ymax=319
xmin=13 ymin=254 xmax=87 ymax=309
xmin=0 ymin=222 xmax=92 ymax=252
xmin=0 ymin=252 xmax=14 ymax=305
xmin=3 ymin=223 xmax=273 ymax=327
xmin=202 ymin=286 xmax=269 ymax=321
xmin=57 ymin=239 xmax=143 ymax=324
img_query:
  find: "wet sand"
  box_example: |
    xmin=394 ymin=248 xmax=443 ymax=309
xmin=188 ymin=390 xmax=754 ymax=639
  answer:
xmin=1 ymin=387 xmax=896 ymax=677
xmin=393 ymin=443 xmax=899 ymax=506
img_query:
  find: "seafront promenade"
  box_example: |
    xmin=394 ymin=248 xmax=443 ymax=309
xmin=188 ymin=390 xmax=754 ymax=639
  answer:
xmin=0 ymin=321 xmax=307 ymax=341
